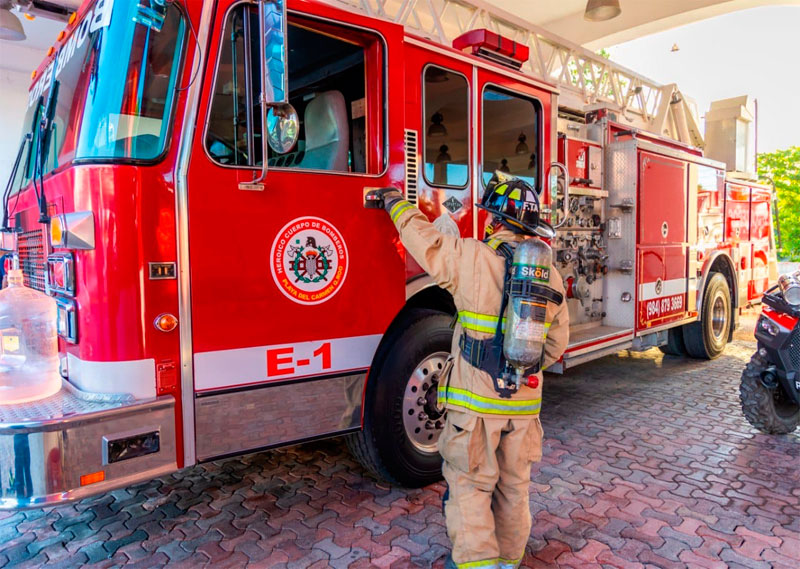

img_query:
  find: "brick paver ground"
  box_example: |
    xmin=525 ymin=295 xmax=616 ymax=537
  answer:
xmin=1 ymin=319 xmax=798 ymax=568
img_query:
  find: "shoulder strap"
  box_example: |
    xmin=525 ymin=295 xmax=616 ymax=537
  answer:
xmin=494 ymin=242 xmax=515 ymax=340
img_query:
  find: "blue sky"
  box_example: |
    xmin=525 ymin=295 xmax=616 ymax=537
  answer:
xmin=606 ymin=6 xmax=800 ymax=153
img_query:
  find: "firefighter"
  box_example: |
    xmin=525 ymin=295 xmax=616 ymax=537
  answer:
xmin=366 ymin=173 xmax=569 ymax=569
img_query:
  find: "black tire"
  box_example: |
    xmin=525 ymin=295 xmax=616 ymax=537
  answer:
xmin=683 ymin=272 xmax=731 ymax=359
xmin=739 ymin=352 xmax=800 ymax=434
xmin=659 ymin=327 xmax=687 ymax=356
xmin=347 ymin=308 xmax=452 ymax=487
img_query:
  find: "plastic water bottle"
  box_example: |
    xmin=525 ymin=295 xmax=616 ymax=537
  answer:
xmin=503 ymin=238 xmax=553 ymax=387
xmin=0 ymin=268 xmax=61 ymax=404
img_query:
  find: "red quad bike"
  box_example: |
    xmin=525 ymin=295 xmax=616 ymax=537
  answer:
xmin=740 ymin=271 xmax=800 ymax=434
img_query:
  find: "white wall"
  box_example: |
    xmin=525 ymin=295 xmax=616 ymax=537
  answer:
xmin=0 ymin=68 xmax=33 ymax=189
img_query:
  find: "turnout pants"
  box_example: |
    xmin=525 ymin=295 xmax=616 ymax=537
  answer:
xmin=439 ymin=410 xmax=543 ymax=569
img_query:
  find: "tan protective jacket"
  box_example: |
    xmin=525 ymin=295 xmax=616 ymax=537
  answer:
xmin=389 ymin=199 xmax=569 ymax=417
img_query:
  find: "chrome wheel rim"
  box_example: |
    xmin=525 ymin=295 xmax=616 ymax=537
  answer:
xmin=402 ymin=351 xmax=448 ymax=454
xmin=711 ymin=293 xmax=727 ymax=340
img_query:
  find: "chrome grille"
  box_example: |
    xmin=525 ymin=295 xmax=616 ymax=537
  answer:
xmin=18 ymin=228 xmax=47 ymax=292
xmin=789 ymin=326 xmax=800 ymax=370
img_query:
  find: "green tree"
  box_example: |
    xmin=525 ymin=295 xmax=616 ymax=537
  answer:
xmin=759 ymin=146 xmax=800 ymax=261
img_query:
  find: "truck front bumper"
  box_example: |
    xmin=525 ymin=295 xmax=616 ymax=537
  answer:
xmin=0 ymin=381 xmax=177 ymax=510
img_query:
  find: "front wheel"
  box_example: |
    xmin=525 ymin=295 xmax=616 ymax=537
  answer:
xmin=683 ymin=272 xmax=730 ymax=359
xmin=347 ymin=308 xmax=452 ymax=487
xmin=740 ymin=352 xmax=800 ymax=434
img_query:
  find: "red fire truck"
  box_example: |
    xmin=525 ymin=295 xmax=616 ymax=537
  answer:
xmin=0 ymin=0 xmax=776 ymax=508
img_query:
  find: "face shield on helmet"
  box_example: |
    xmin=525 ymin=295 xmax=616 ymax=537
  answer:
xmin=477 ymin=172 xmax=555 ymax=238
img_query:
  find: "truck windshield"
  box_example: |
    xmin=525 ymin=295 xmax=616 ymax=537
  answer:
xmin=10 ymin=0 xmax=185 ymax=193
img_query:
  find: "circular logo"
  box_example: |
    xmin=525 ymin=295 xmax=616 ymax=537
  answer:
xmin=270 ymin=217 xmax=349 ymax=305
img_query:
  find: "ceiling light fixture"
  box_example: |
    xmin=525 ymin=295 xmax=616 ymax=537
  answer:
xmin=428 ymin=111 xmax=448 ymax=137
xmin=515 ymin=133 xmax=529 ymax=155
xmin=584 ymin=0 xmax=621 ymax=22
xmin=0 ymin=2 xmax=26 ymax=41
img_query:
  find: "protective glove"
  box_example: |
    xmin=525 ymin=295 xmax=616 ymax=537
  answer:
xmin=364 ymin=187 xmax=404 ymax=212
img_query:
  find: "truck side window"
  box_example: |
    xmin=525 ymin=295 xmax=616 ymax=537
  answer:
xmin=481 ymin=87 xmax=540 ymax=187
xmin=423 ymin=66 xmax=469 ymax=188
xmin=206 ymin=6 xmax=259 ymax=167
xmin=205 ymin=5 xmax=378 ymax=173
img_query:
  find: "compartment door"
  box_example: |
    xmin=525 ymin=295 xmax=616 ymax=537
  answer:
xmin=749 ymin=187 xmax=772 ymax=299
xmin=637 ymin=152 xmax=688 ymax=329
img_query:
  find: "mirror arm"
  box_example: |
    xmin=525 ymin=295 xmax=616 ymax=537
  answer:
xmin=248 ymin=0 xmax=272 ymax=188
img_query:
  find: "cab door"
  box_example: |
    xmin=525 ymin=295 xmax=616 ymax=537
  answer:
xmin=185 ymin=2 xmax=404 ymax=399
xmin=473 ymin=68 xmax=555 ymax=236
xmin=403 ymin=46 xmax=474 ymax=242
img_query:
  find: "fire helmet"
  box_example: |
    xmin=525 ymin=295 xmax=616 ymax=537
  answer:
xmin=477 ymin=172 xmax=555 ymax=238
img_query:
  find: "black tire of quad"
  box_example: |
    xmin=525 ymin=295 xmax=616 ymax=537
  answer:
xmin=682 ymin=272 xmax=730 ymax=360
xmin=739 ymin=352 xmax=800 ymax=434
xmin=347 ymin=308 xmax=453 ymax=487
xmin=659 ymin=327 xmax=687 ymax=356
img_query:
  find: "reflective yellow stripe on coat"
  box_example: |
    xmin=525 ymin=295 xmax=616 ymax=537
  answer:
xmin=458 ymin=311 xmax=552 ymax=337
xmin=389 ymin=200 xmax=414 ymax=223
xmin=439 ymin=386 xmax=541 ymax=415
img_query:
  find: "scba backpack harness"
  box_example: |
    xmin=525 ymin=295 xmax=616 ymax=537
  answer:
xmin=459 ymin=239 xmax=564 ymax=398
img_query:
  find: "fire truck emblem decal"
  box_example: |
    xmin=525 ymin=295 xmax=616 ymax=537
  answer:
xmin=288 ymin=237 xmax=334 ymax=283
xmin=443 ymin=196 xmax=463 ymax=214
xmin=270 ymin=217 xmax=349 ymax=305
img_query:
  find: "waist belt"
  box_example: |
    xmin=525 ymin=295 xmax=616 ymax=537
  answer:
xmin=459 ymin=333 xmax=540 ymax=398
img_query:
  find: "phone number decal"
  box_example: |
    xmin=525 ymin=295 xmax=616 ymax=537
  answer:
xmin=642 ymin=294 xmax=685 ymax=321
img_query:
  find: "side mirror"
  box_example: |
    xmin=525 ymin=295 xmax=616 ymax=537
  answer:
xmin=241 ymin=0 xmax=298 ymax=190
xmin=267 ymin=103 xmax=299 ymax=154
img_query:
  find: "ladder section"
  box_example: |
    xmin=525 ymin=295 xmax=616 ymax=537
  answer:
xmin=322 ymin=0 xmax=704 ymax=147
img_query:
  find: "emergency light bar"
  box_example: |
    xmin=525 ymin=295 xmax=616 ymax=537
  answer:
xmin=452 ymin=29 xmax=529 ymax=70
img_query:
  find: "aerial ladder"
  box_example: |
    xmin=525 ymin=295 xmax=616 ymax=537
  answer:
xmin=324 ymin=0 xmax=705 ymax=148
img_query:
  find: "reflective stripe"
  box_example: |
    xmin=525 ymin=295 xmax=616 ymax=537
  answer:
xmin=486 ymin=238 xmax=503 ymax=250
xmin=390 ymin=200 xmax=414 ymax=222
xmin=456 ymin=559 xmax=499 ymax=569
xmin=498 ymin=557 xmax=522 ymax=569
xmin=458 ymin=310 xmax=505 ymax=334
xmin=458 ymin=311 xmax=552 ymax=336
xmin=439 ymin=386 xmax=541 ymax=415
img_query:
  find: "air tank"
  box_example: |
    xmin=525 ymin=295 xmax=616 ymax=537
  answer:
xmin=503 ymin=237 xmax=552 ymax=388
xmin=0 ymin=268 xmax=61 ymax=404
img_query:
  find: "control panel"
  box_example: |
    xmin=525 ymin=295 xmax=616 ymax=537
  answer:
xmin=555 ymin=132 xmax=608 ymax=326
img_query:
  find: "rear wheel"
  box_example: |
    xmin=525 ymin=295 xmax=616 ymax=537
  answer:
xmin=347 ymin=308 xmax=452 ymax=487
xmin=659 ymin=327 xmax=687 ymax=356
xmin=683 ymin=272 xmax=730 ymax=359
xmin=740 ymin=352 xmax=800 ymax=434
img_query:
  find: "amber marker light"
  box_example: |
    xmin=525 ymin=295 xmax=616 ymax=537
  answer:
xmin=50 ymin=216 xmax=64 ymax=246
xmin=154 ymin=313 xmax=178 ymax=332
xmin=68 ymin=12 xmax=77 ymax=26
xmin=31 ymin=70 xmax=37 ymax=80
xmin=80 ymin=471 xmax=105 ymax=486
xmin=46 ymin=46 xmax=55 ymax=56
xmin=57 ymin=30 xmax=65 ymax=41
xmin=24 ymin=13 xmax=35 ymax=21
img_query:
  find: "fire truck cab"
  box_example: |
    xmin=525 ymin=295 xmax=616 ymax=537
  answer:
xmin=0 ymin=0 xmax=776 ymax=508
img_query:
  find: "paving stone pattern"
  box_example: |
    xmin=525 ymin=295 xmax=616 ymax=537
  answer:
xmin=1 ymin=335 xmax=798 ymax=568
